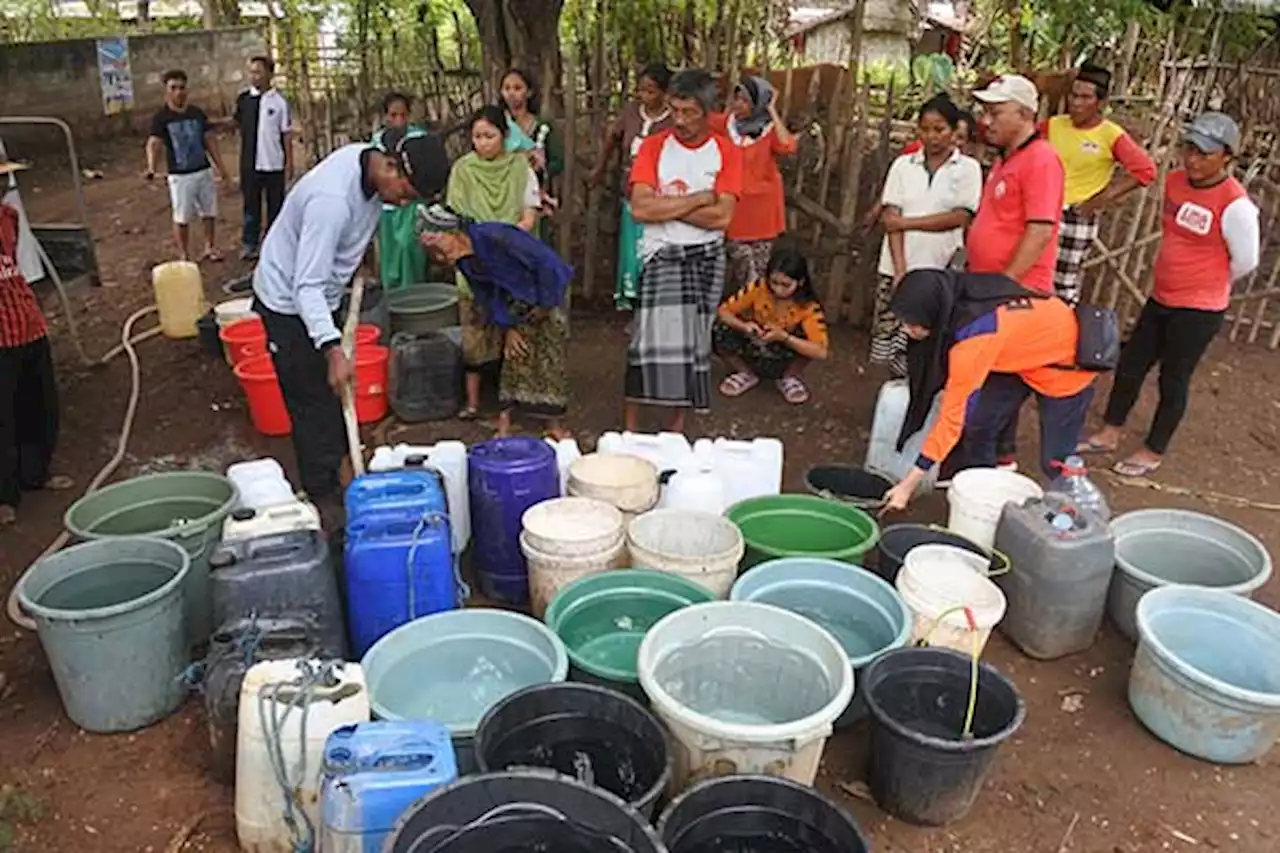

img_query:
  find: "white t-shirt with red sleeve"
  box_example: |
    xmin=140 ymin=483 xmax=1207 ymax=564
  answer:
xmin=629 ymin=128 xmax=744 ymax=259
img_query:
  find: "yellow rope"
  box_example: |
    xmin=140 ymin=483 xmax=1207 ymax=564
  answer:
xmin=920 ymin=604 xmax=982 ymax=739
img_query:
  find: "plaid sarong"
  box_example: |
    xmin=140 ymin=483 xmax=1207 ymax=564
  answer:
xmin=625 ymin=241 xmax=726 ymax=412
xmin=869 ymin=274 xmax=908 ymax=378
xmin=1054 ymin=207 xmax=1098 ymax=306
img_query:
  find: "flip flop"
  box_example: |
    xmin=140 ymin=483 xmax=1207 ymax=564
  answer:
xmin=457 ymin=406 xmax=479 ymax=421
xmin=719 ymin=371 xmax=760 ymax=398
xmin=777 ymin=375 xmax=810 ymax=405
xmin=41 ymin=474 xmax=75 ymax=491
xmin=1113 ymin=457 xmax=1162 ymax=478
xmin=0 ymin=505 xmax=15 ymax=526
xmin=1076 ymin=437 xmax=1119 ymax=454
xmin=202 ymin=248 xmax=224 ymax=263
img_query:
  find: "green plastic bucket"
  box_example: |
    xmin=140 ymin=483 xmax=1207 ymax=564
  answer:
xmin=64 ymin=472 xmax=237 ymax=646
xmin=543 ymin=569 xmax=715 ymax=701
xmin=726 ymin=494 xmax=880 ymax=571
xmin=18 ymin=537 xmax=191 ymax=733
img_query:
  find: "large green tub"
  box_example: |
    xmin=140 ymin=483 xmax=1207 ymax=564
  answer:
xmin=726 ymin=493 xmax=880 ymax=570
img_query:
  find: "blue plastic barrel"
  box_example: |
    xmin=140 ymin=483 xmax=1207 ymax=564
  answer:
xmin=345 ymin=510 xmax=456 ymax=657
xmin=320 ymin=720 xmax=458 ymax=853
xmin=468 ymin=437 xmax=559 ymax=604
xmin=346 ymin=469 xmax=448 ymax=521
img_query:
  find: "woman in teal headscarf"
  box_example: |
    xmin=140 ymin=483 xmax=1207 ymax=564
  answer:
xmin=500 ymin=69 xmax=563 ymax=242
xmin=373 ymin=91 xmax=428 ymax=289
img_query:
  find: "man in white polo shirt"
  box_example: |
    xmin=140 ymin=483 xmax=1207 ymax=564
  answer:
xmin=251 ymin=129 xmax=449 ymax=499
xmin=234 ymin=55 xmax=294 ymax=260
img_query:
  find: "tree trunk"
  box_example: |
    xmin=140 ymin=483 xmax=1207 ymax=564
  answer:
xmin=463 ymin=0 xmax=565 ymax=110
xmin=1005 ymin=0 xmax=1023 ymax=69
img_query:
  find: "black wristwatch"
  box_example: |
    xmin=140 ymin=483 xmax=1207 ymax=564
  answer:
xmin=320 ymin=339 xmax=341 ymax=355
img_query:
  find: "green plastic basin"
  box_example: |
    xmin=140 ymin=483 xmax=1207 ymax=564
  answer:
xmin=727 ymin=493 xmax=880 ymax=570
xmin=543 ymin=569 xmax=715 ymax=700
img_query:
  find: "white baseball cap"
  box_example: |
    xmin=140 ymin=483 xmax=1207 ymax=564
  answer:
xmin=973 ymin=74 xmax=1040 ymax=113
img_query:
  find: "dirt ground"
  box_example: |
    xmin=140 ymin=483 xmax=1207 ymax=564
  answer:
xmin=1 ymin=134 xmax=1278 ymax=852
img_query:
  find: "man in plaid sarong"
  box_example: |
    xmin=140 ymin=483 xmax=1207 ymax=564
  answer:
xmin=624 ymin=69 xmax=743 ymax=433
xmin=1046 ymin=64 xmax=1157 ymax=304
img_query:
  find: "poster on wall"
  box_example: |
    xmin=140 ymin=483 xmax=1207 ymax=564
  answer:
xmin=96 ymin=36 xmax=135 ymax=116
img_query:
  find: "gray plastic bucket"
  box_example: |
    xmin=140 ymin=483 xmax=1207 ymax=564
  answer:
xmin=361 ymin=608 xmax=568 ymax=774
xmin=19 ymin=537 xmax=191 ymax=733
xmin=387 ymin=282 xmax=461 ymax=336
xmin=64 ymin=471 xmax=237 ymax=646
xmin=1108 ymin=509 xmax=1273 ymax=641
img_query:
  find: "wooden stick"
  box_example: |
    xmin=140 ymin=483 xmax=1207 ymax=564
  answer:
xmin=341 ymin=278 xmax=366 ymax=478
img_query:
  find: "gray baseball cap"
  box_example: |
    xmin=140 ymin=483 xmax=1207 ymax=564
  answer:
xmin=1184 ymin=112 xmax=1241 ymax=154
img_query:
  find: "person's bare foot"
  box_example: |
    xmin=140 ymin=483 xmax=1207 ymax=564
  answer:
xmin=0 ymin=505 xmax=16 ymax=526
xmin=1078 ymin=425 xmax=1121 ymax=454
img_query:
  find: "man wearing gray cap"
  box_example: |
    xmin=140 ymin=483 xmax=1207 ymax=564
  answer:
xmin=1080 ymin=112 xmax=1259 ymax=478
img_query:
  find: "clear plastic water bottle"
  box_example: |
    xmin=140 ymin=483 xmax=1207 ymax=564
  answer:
xmin=1047 ymin=454 xmax=1111 ymax=521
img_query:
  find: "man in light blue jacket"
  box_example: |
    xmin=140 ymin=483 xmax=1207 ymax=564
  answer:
xmin=252 ymin=128 xmax=449 ymax=498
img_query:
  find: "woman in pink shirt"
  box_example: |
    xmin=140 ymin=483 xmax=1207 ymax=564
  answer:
xmin=1080 ymin=113 xmax=1259 ymax=477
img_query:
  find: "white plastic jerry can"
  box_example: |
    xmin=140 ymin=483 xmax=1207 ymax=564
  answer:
xmin=226 ymin=458 xmax=297 ymax=511
xmin=712 ymin=436 xmax=784 ymax=501
xmin=865 ymin=379 xmax=941 ymax=494
xmin=544 ymin=437 xmax=583 ymax=495
xmin=660 ymin=439 xmax=729 ymax=514
xmin=221 ymin=501 xmax=323 ymax=543
xmin=596 ymin=431 xmax=693 ymax=473
xmin=366 ymin=441 xmax=469 ymax=552
xmin=235 ymin=659 xmax=370 ymax=853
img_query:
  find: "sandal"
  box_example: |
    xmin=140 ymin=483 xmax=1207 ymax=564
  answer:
xmin=457 ymin=406 xmax=479 ymax=421
xmin=40 ymin=474 xmax=75 ymax=491
xmin=719 ymin=371 xmax=760 ymax=398
xmin=1113 ymin=456 xmax=1162 ymax=478
xmin=777 ymin=375 xmax=810 ymax=405
xmin=1076 ymin=437 xmax=1119 ymax=454
xmin=0 ymin=505 xmax=15 ymax=526
xmin=201 ymin=248 xmax=224 ymax=263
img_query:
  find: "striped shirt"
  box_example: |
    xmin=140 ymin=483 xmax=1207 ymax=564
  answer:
xmin=0 ymin=204 xmax=47 ymax=348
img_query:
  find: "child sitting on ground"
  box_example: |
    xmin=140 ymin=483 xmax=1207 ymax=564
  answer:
xmin=714 ymin=246 xmax=829 ymax=404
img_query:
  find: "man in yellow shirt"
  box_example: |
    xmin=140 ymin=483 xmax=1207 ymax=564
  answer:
xmin=1044 ymin=64 xmax=1157 ymax=304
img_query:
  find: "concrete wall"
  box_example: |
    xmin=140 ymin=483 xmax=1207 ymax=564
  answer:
xmin=0 ymin=26 xmax=267 ymax=138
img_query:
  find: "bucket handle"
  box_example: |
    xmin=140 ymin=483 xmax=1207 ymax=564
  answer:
xmin=921 ymin=524 xmax=1011 ymax=577
xmin=916 ymin=604 xmax=982 ymax=740
xmin=404 ymin=802 xmax=637 ymax=853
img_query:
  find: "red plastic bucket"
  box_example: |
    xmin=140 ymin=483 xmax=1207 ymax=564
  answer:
xmin=220 ymin=317 xmax=267 ymax=367
xmin=233 ymin=353 xmax=292 ymax=436
xmin=356 ymin=324 xmax=382 ymax=346
xmin=354 ymin=345 xmax=390 ymax=424
xmin=239 ymin=340 xmax=269 ymax=361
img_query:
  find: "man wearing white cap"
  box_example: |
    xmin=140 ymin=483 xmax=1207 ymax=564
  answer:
xmin=960 ymin=74 xmax=1065 ymax=471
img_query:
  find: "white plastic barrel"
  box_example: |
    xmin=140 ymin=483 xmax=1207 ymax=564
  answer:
xmin=545 ymin=437 xmax=583 ymax=494
xmin=235 ymin=659 xmax=370 ymax=853
xmin=947 ymin=467 xmax=1044 ymax=550
xmin=638 ymin=601 xmax=854 ymax=789
xmin=596 ymin=431 xmax=693 ymax=473
xmin=626 ymin=509 xmax=744 ymax=597
xmin=896 ymin=544 xmax=1007 ymax=656
xmin=660 ymin=441 xmax=728 ymax=515
xmin=367 ymin=441 xmax=469 ymax=552
xmin=568 ymin=453 xmax=660 ymax=517
xmin=865 ymin=379 xmax=942 ymax=493
xmin=521 ymin=532 xmax=628 ymax=618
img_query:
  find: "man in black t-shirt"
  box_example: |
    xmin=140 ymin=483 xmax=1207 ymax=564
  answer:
xmin=144 ymin=68 xmax=230 ymax=262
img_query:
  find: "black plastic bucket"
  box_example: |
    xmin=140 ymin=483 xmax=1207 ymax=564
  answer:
xmin=804 ymin=464 xmax=893 ymax=512
xmin=386 ymin=770 xmax=665 ymax=853
xmin=875 ymin=524 xmax=1008 ymax=583
xmin=657 ymin=774 xmax=870 ymax=853
xmin=863 ymin=646 xmax=1025 ymax=826
xmin=474 ymin=683 xmax=672 ymax=818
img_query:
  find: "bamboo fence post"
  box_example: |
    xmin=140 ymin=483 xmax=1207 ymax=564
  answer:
xmin=578 ymin=2 xmax=607 ymax=299
xmin=810 ymin=54 xmax=853 ymax=248
xmin=825 ymin=78 xmax=871 ymax=320
xmin=558 ymin=46 xmax=580 ymax=266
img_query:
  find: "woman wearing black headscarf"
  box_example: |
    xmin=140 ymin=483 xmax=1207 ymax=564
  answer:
xmin=712 ymin=75 xmax=796 ymax=296
xmin=881 ymin=269 xmax=1097 ymax=512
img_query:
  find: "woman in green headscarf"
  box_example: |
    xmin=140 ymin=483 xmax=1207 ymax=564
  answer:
xmin=373 ymin=91 xmax=428 ymax=289
xmin=446 ymin=105 xmax=542 ymax=420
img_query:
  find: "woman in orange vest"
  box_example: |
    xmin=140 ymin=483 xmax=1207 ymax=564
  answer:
xmin=882 ymin=269 xmax=1097 ymax=512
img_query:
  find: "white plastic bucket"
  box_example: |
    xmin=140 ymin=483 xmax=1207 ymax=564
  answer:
xmin=522 ymin=496 xmax=624 ymax=557
xmin=627 ymin=509 xmax=745 ymax=598
xmin=568 ymin=453 xmax=660 ymax=516
xmin=897 ymin=544 xmax=1007 ymax=656
xmin=638 ymin=601 xmax=854 ymax=789
xmin=521 ymin=532 xmax=628 ymax=618
xmin=946 ymin=468 xmax=1044 ymax=550
xmin=215 ymin=297 xmax=257 ymax=328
